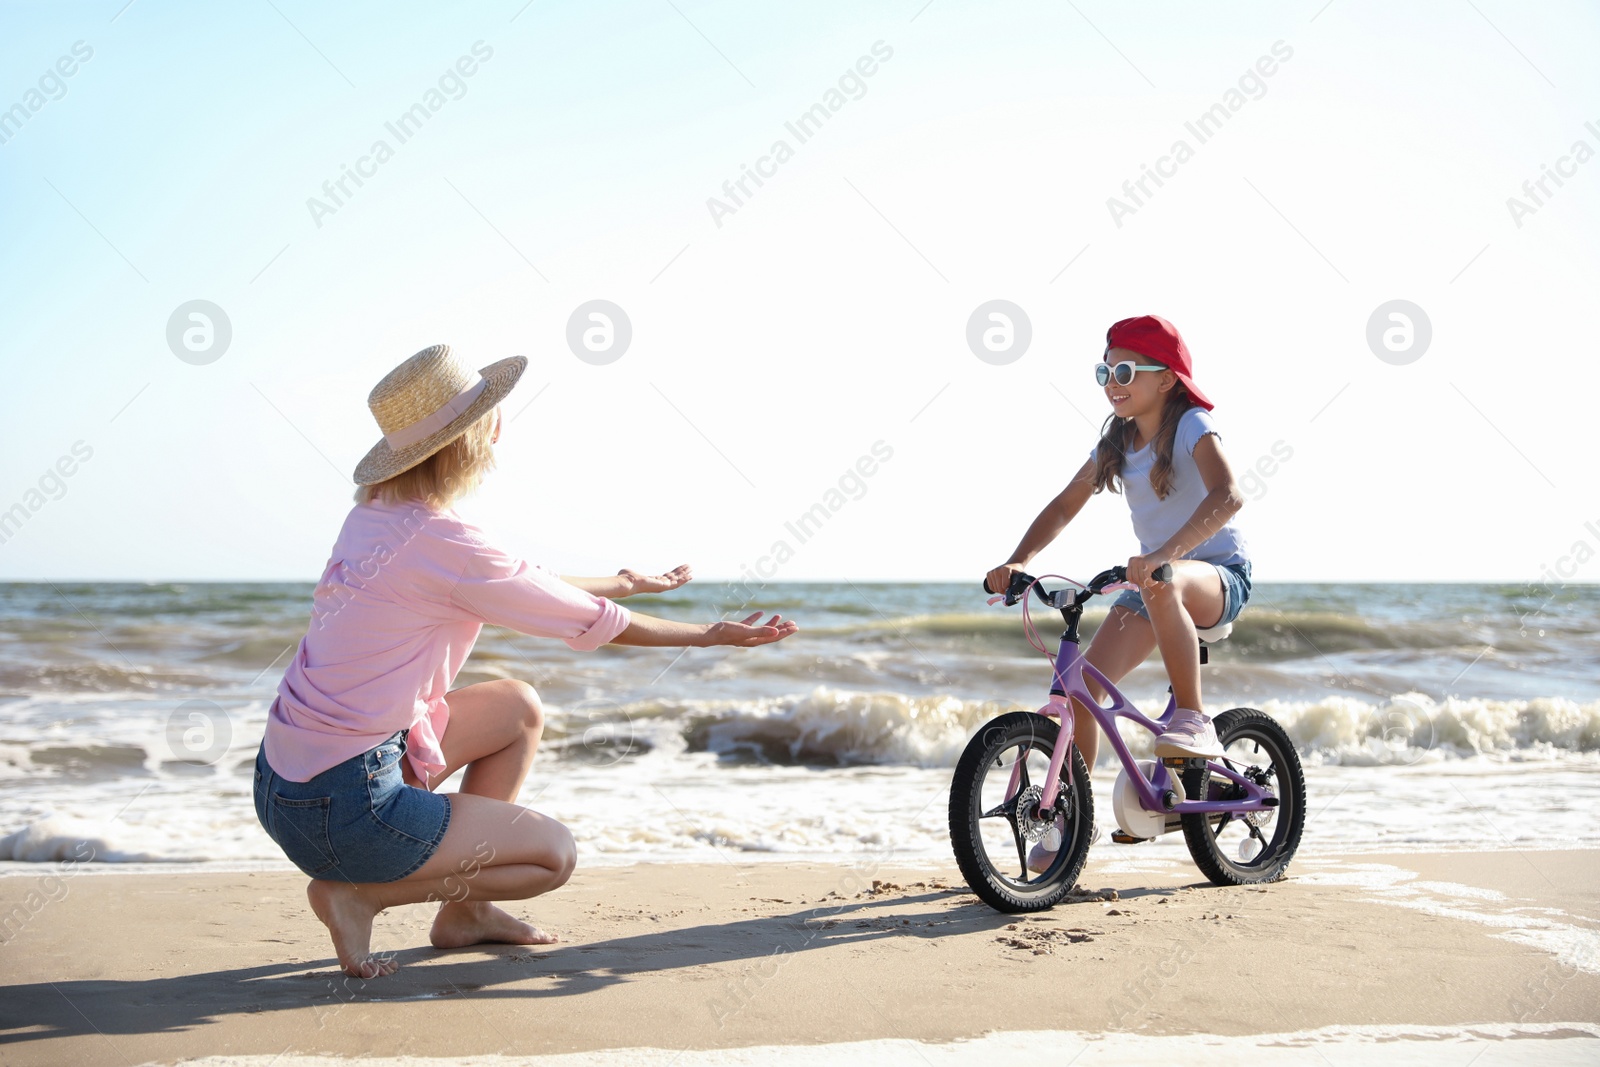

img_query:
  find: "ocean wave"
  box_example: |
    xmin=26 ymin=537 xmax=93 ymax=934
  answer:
xmin=803 ymin=608 xmax=1550 ymax=660
xmin=0 ymin=816 xmax=174 ymax=863
xmin=0 ymin=582 xmax=312 ymax=618
xmin=0 ymin=737 xmax=259 ymax=784
xmin=682 ymin=689 xmax=1006 ymax=767
xmin=805 ymin=613 xmax=1041 ymax=656
xmin=7 ymin=686 xmax=1597 ymax=785
xmin=0 ymin=662 xmax=221 ymax=696
xmin=1217 ymin=612 xmax=1547 ymax=659
xmin=1259 ymin=692 xmax=1600 ymax=766
xmin=549 ymin=687 xmax=1600 ymax=770
xmin=3 ymin=688 xmax=1598 ymax=866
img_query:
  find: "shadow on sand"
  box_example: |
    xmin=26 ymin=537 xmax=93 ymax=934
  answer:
xmin=2 ymin=887 xmax=1023 ymax=1044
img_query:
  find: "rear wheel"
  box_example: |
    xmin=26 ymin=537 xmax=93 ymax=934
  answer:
xmin=949 ymin=712 xmax=1094 ymax=912
xmin=1181 ymin=707 xmax=1306 ymax=886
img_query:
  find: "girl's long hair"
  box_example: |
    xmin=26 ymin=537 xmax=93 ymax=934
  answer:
xmin=1091 ymin=381 xmax=1192 ymax=499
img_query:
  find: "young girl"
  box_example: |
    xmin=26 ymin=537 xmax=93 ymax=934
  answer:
xmin=985 ymin=315 xmax=1250 ymax=861
xmin=255 ymin=344 xmax=797 ymax=978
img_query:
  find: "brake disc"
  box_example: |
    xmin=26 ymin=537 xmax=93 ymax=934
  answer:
xmin=1011 ymin=784 xmax=1054 ymax=841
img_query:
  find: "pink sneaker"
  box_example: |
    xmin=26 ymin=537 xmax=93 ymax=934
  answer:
xmin=1154 ymin=707 xmax=1225 ymax=759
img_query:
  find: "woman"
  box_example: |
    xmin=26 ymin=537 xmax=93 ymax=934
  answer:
xmin=254 ymin=344 xmax=796 ymax=978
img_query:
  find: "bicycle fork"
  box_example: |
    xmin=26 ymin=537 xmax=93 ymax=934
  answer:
xmin=1006 ymin=693 xmax=1076 ymax=815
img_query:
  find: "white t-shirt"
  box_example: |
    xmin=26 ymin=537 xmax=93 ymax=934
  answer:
xmin=1089 ymin=407 xmax=1249 ymax=567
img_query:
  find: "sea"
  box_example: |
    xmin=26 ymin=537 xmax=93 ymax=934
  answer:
xmin=2 ymin=579 xmax=1598 ymax=871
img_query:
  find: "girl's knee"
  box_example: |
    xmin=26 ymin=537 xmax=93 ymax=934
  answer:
xmin=1141 ymin=581 xmax=1179 ymax=615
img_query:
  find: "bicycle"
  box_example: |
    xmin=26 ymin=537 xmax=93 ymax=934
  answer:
xmin=949 ymin=565 xmax=1306 ymax=912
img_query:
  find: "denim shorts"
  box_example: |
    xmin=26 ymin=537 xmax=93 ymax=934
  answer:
xmin=1109 ymin=560 xmax=1252 ymax=629
xmin=254 ymin=729 xmax=451 ymax=883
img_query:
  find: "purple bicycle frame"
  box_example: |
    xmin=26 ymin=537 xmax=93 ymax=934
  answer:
xmin=1019 ymin=630 xmax=1277 ymax=820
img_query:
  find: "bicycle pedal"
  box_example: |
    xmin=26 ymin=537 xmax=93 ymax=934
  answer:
xmin=1161 ymin=757 xmax=1203 ymax=769
xmin=1109 ymin=830 xmax=1150 ymax=845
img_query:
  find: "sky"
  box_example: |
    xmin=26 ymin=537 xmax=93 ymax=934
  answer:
xmin=1 ymin=0 xmax=1597 ymax=585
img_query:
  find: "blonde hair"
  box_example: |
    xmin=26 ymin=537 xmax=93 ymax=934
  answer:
xmin=355 ymin=408 xmax=498 ymax=510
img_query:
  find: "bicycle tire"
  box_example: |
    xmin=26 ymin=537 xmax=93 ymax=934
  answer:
xmin=1181 ymin=707 xmax=1306 ymax=886
xmin=949 ymin=711 xmax=1094 ymax=912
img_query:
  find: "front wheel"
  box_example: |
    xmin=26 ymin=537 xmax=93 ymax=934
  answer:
xmin=949 ymin=711 xmax=1094 ymax=912
xmin=1181 ymin=707 xmax=1306 ymax=886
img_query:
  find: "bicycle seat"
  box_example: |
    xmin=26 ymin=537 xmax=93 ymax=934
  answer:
xmin=1195 ymin=622 xmax=1232 ymax=643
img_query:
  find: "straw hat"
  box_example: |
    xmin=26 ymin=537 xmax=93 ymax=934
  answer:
xmin=353 ymin=345 xmax=526 ymax=485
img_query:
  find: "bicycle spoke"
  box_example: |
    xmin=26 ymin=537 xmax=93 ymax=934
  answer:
xmin=982 ymin=746 xmax=1027 ymax=820
xmin=1008 ymin=814 xmax=1029 ymax=877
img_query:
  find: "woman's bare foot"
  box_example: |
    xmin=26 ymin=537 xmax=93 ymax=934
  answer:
xmin=305 ymin=880 xmax=398 ymax=978
xmin=429 ymin=900 xmax=557 ymax=949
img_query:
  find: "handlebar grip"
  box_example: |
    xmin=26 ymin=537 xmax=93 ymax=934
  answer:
xmin=983 ymin=572 xmax=1038 ymax=599
xmin=1007 ymin=572 xmax=1037 ymax=601
xmin=1152 ymin=562 xmax=1173 ymax=583
xmin=1087 ymin=566 xmax=1124 ymax=593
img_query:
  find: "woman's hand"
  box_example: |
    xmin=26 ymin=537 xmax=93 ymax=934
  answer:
xmin=618 ymin=564 xmax=693 ymax=596
xmin=1126 ymin=554 xmax=1169 ymax=587
xmin=703 ymin=612 xmax=798 ymax=647
xmin=610 ymin=609 xmax=796 ymax=647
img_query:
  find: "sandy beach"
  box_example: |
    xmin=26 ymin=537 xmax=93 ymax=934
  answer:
xmin=3 ymin=848 xmax=1596 ymax=1065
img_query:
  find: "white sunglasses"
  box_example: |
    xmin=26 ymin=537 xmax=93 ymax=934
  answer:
xmin=1095 ymin=359 xmax=1167 ymax=387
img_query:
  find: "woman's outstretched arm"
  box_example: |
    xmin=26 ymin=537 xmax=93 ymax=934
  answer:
xmin=561 ymin=564 xmax=693 ymax=598
xmin=609 ymin=610 xmax=797 ymax=648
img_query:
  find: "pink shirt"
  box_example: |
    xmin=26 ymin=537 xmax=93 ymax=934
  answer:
xmin=263 ymin=498 xmax=632 ymax=784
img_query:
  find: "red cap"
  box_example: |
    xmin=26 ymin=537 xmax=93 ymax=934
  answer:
xmin=1104 ymin=315 xmax=1213 ymax=411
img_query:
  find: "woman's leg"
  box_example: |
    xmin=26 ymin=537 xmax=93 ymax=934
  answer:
xmin=1076 ymin=605 xmax=1158 ymax=772
xmin=1138 ymin=560 xmax=1225 ymax=713
xmin=306 ymin=793 xmax=575 ymax=976
xmin=406 ymin=677 xmax=547 ymax=799
xmin=413 ymin=678 xmax=566 ymax=948
xmin=309 ymin=679 xmax=571 ymax=976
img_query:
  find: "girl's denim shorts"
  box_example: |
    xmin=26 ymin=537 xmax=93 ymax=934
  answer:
xmin=1109 ymin=560 xmax=1252 ymax=629
xmin=254 ymin=729 xmax=451 ymax=883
